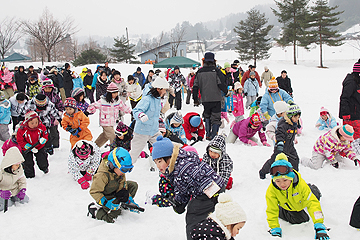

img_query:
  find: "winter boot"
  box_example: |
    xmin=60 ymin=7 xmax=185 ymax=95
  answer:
xmin=307 ymin=183 xmax=322 ymax=201
xmin=87 ymin=202 xmax=100 ymax=219
xmin=259 ymin=170 xmax=266 ymax=180
xmin=205 ymin=118 xmax=211 ymax=140
xmin=211 ymin=124 xmax=220 ymax=140
xmin=46 ymin=146 xmax=54 ymax=155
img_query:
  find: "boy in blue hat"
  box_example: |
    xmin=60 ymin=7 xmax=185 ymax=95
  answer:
xmin=88 ymin=147 xmax=139 ymax=223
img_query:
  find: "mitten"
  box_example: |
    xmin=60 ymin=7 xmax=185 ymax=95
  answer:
xmin=263 ymin=112 xmax=271 ymax=120
xmin=244 ymin=92 xmax=248 ymax=96
xmin=0 ymin=190 xmax=11 ymax=200
xmin=78 ymin=177 xmax=90 ymax=190
xmin=54 ymin=119 xmax=59 ymax=125
xmin=16 ymin=188 xmax=26 ymax=200
xmin=114 ymin=189 xmax=129 ymax=203
xmin=314 ymin=223 xmax=330 ymax=240
xmin=99 ymin=196 xmax=120 ymax=211
xmin=287 ymin=100 xmax=295 ymax=105
xmin=84 ymin=172 xmax=92 ymax=181
xmin=138 ymin=112 xmax=149 ymax=123
xmin=24 ymin=143 xmax=32 ymax=150
xmin=256 ymin=93 xmax=259 ymax=97
xmin=248 ymin=140 xmax=258 ymax=146
xmin=127 ymin=196 xmax=140 ymax=213
xmin=354 ymin=159 xmax=360 ymax=166
xmin=190 ymin=137 xmax=196 ymax=141
xmin=39 ymin=137 xmax=47 ymax=144
xmin=263 ymin=142 xmax=271 ymax=147
xmin=268 ymin=227 xmax=282 ymax=237
xmin=198 ymin=136 xmax=203 ymax=141
xmin=226 ymin=176 xmax=233 ymax=190
xmin=343 ymin=115 xmax=350 ymax=120
xmin=87 ymin=105 xmax=96 ymax=114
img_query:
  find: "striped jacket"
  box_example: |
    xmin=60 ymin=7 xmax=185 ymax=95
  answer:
xmin=313 ymin=126 xmax=356 ymax=163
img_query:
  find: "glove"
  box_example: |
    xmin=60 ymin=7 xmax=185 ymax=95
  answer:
xmin=248 ymin=140 xmax=258 ymax=146
xmin=268 ymin=227 xmax=282 ymax=237
xmin=0 ymin=190 xmax=12 ymax=200
xmin=256 ymin=93 xmax=259 ymax=97
xmin=72 ymin=127 xmax=81 ymax=136
xmin=24 ymin=143 xmax=32 ymax=150
xmin=264 ymin=112 xmax=271 ymax=120
xmin=173 ymin=203 xmax=186 ymax=214
xmin=331 ymin=162 xmax=339 ymax=168
xmin=32 ymin=148 xmax=38 ymax=154
xmin=276 ymin=142 xmax=284 ymax=153
xmin=244 ymin=92 xmax=248 ymax=96
xmin=127 ymin=196 xmax=140 ymax=213
xmin=191 ymin=137 xmax=196 ymax=141
xmin=100 ymin=196 xmax=120 ymax=211
xmin=198 ymin=136 xmax=203 ymax=141
xmin=138 ymin=112 xmax=149 ymax=123
xmin=78 ymin=177 xmax=90 ymax=190
xmin=263 ymin=142 xmax=271 ymax=147
xmin=287 ymin=100 xmax=295 ymax=105
xmin=314 ymin=223 xmax=330 ymax=240
xmin=16 ymin=188 xmax=26 ymax=200
xmin=39 ymin=137 xmax=47 ymax=144
xmin=84 ymin=172 xmax=92 ymax=181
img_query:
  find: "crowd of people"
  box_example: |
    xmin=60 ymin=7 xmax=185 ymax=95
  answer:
xmin=1 ymin=56 xmax=360 ymax=239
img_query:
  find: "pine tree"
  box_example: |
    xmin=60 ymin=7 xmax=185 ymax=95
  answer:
xmin=272 ymin=0 xmax=312 ymax=65
xmin=73 ymin=49 xmax=107 ymax=67
xmin=308 ymin=0 xmax=344 ymax=68
xmin=109 ymin=36 xmax=136 ymax=63
xmin=234 ymin=8 xmax=273 ymax=66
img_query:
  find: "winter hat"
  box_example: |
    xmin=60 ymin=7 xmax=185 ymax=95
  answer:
xmin=224 ymin=62 xmax=231 ymax=69
xmin=64 ymin=97 xmax=77 ymax=109
xmin=49 ymin=68 xmax=58 ymax=73
xmin=137 ymin=67 xmax=141 ymax=72
xmin=189 ymin=115 xmax=201 ymax=128
xmin=209 ymin=146 xmax=222 ymax=159
xmin=152 ymin=135 xmax=174 ymax=160
xmin=264 ymin=66 xmax=269 ymax=70
xmin=0 ymin=91 xmax=6 ymax=101
xmin=74 ymin=141 xmax=92 ymax=159
xmin=204 ymin=52 xmax=215 ymax=62
xmin=159 ymin=120 xmax=166 ymax=133
xmin=24 ymin=110 xmax=39 ymax=124
xmin=215 ymin=193 xmax=247 ymax=226
xmin=339 ymin=124 xmax=354 ymax=141
xmin=234 ymin=82 xmax=242 ymax=91
xmin=107 ymin=147 xmax=133 ymax=173
xmin=42 ymin=79 xmax=54 ymax=89
xmin=107 ymin=82 xmax=119 ymax=93
xmin=233 ymin=60 xmax=240 ymax=65
xmin=250 ymin=113 xmax=261 ymax=127
xmin=71 ymin=88 xmax=85 ymax=98
xmin=268 ymin=78 xmax=278 ymax=89
xmin=174 ymin=65 xmax=180 ymax=70
xmin=183 ymin=146 xmax=198 ymax=155
xmin=353 ymin=59 xmax=360 ymax=73
xmin=152 ymin=72 xmax=169 ymax=89
xmin=250 ymin=71 xmax=255 ymax=76
xmin=320 ymin=107 xmax=329 ymax=116
xmin=190 ymin=69 xmax=195 ymax=74
xmin=115 ymin=122 xmax=129 ymax=137
xmin=34 ymin=94 xmax=48 ymax=109
xmin=270 ymin=153 xmax=295 ymax=180
xmin=170 ymin=112 xmax=184 ymax=125
xmin=274 ymin=101 xmax=289 ymax=114
xmin=286 ymin=104 xmax=301 ymax=117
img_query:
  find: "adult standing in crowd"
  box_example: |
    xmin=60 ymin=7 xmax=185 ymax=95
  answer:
xmin=63 ymin=63 xmax=73 ymax=98
xmin=133 ymin=67 xmax=146 ymax=89
xmin=276 ymin=70 xmax=293 ymax=97
xmin=168 ymin=65 xmax=186 ymax=110
xmin=27 ymin=65 xmax=38 ymax=80
xmin=15 ymin=66 xmax=27 ymax=93
xmin=241 ymin=65 xmax=261 ymax=87
xmin=261 ymin=66 xmax=274 ymax=88
xmin=103 ymin=62 xmax=111 ymax=76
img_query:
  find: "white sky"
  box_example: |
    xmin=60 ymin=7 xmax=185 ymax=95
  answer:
xmin=3 ymin=0 xmax=274 ymax=38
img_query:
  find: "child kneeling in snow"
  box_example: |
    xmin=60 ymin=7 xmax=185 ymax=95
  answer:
xmin=203 ymin=135 xmax=234 ymax=190
xmin=88 ymin=147 xmax=140 ymax=223
xmin=191 ymin=193 xmax=246 ymax=240
xmin=165 ymin=111 xmax=187 ymax=144
xmin=226 ymin=112 xmax=270 ymax=147
xmin=0 ymin=147 xmax=28 ymax=211
xmin=68 ymin=140 xmax=101 ymax=190
xmin=315 ymin=107 xmax=337 ymax=130
xmin=301 ymin=124 xmax=360 ymax=169
xmin=266 ymin=153 xmax=329 ymax=239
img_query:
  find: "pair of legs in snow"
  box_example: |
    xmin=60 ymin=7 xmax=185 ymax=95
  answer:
xmin=301 ymin=150 xmax=348 ymax=169
xmin=203 ymin=102 xmax=221 ymax=140
xmin=0 ymin=195 xmax=29 ymax=211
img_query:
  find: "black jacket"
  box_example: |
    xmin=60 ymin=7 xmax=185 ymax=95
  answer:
xmin=63 ymin=69 xmax=73 ymax=90
xmin=83 ymin=75 xmax=93 ymax=88
xmin=339 ymin=73 xmax=360 ymax=120
xmin=276 ymin=76 xmax=293 ymax=95
xmin=14 ymin=71 xmax=28 ymax=92
xmin=275 ymin=115 xmax=299 ymax=161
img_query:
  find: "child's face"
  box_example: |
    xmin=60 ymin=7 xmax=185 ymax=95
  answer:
xmin=339 ymin=135 xmax=346 ymax=142
xmin=157 ymin=88 xmax=167 ymax=97
xmin=321 ymin=115 xmax=328 ymax=121
xmin=17 ymin=100 xmax=24 ymax=104
xmin=236 ymin=88 xmax=243 ymax=94
xmin=114 ymin=75 xmax=121 ymax=80
xmin=30 ymin=79 xmax=36 ymax=84
xmin=128 ymin=79 xmax=134 ymax=85
xmin=44 ymin=87 xmax=53 ymax=93
xmin=79 ymin=94 xmax=84 ymax=102
xmin=277 ymin=112 xmax=286 ymax=118
xmin=154 ymin=158 xmax=169 ymax=173
xmin=28 ymin=118 xmax=39 ymax=129
xmin=112 ymin=92 xmax=118 ymax=99
xmin=11 ymin=163 xmax=20 ymax=171
xmin=209 ymin=149 xmax=220 ymax=159
xmin=172 ymin=123 xmax=181 ymax=128
xmin=65 ymin=107 xmax=75 ymax=115
xmin=161 ymin=131 xmax=166 ymax=136
xmin=250 ymin=75 xmax=255 ymax=79
xmin=117 ymin=135 xmax=124 ymax=140
xmin=291 ymin=115 xmax=300 ymax=123
xmin=274 ymin=178 xmax=292 ymax=190
xmin=226 ymin=222 xmax=245 ymax=237
xmin=114 ymin=167 xmax=124 ymax=176
xmin=101 ymin=74 xmax=107 ymax=81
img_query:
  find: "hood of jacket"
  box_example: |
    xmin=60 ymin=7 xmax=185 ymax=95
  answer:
xmin=0 ymin=147 xmax=25 ymax=170
xmin=330 ymin=125 xmax=342 ymax=141
xmin=206 ymin=135 xmax=226 ymax=155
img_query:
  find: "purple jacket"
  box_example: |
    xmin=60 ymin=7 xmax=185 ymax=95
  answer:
xmin=42 ymin=89 xmax=64 ymax=112
xmin=76 ymin=101 xmax=90 ymax=114
xmin=232 ymin=117 xmax=266 ymax=144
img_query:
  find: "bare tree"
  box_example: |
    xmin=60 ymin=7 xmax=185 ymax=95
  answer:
xmin=22 ymin=8 xmax=77 ymax=62
xmin=0 ymin=17 xmax=22 ymax=60
xmin=26 ymin=36 xmax=45 ymax=62
xmin=170 ymin=24 xmax=186 ymax=56
xmin=143 ymin=31 xmax=165 ymax=62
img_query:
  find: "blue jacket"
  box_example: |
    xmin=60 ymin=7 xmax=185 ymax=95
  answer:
xmin=91 ymin=72 xmax=99 ymax=89
xmin=132 ymin=92 xmax=161 ymax=136
xmin=165 ymin=115 xmax=187 ymax=144
xmin=316 ymin=115 xmax=337 ymax=130
xmin=133 ymin=72 xmax=146 ymax=88
xmin=0 ymin=99 xmax=11 ymax=124
xmin=260 ymin=89 xmax=293 ymax=117
xmin=243 ymin=78 xmax=259 ymax=97
xmin=72 ymin=78 xmax=84 ymax=90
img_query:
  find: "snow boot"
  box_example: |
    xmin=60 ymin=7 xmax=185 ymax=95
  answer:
xmin=87 ymin=202 xmax=100 ymax=219
xmin=46 ymin=146 xmax=54 ymax=155
xmin=205 ymin=118 xmax=211 ymax=140
xmin=259 ymin=170 xmax=266 ymax=180
xmin=307 ymin=183 xmax=322 ymax=201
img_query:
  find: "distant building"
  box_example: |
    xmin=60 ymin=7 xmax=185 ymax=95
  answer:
xmin=187 ymin=40 xmax=205 ymax=53
xmin=138 ymin=41 xmax=187 ymax=64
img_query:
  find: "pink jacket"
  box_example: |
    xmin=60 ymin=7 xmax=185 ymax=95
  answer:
xmin=233 ymin=93 xmax=244 ymax=117
xmin=232 ymin=117 xmax=267 ymax=144
xmin=2 ymin=137 xmax=21 ymax=156
xmin=88 ymin=97 xmax=131 ymax=126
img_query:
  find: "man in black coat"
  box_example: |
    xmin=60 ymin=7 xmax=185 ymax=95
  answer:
xmin=276 ymin=70 xmax=293 ymax=97
xmin=14 ymin=66 xmax=28 ymax=92
xmin=63 ymin=63 xmax=73 ymax=98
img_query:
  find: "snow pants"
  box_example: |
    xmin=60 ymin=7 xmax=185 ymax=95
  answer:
xmin=45 ymin=125 xmax=60 ymax=149
xmin=260 ymin=149 xmax=299 ymax=175
xmin=95 ymin=126 xmax=115 ymax=148
xmin=0 ymin=124 xmax=10 ymax=142
xmin=3 ymin=88 xmax=14 ymax=100
xmin=22 ymin=148 xmax=48 ymax=178
xmin=12 ymin=116 xmax=23 ymax=131
xmin=168 ymin=90 xmax=182 ymax=110
xmin=0 ymin=195 xmax=29 ymax=211
xmin=301 ymin=150 xmax=345 ymax=169
xmin=350 ymin=196 xmax=360 ymax=229
xmin=186 ymin=88 xmax=192 ymax=104
xmin=129 ymin=132 xmax=161 ymax=164
xmin=226 ymin=129 xmax=258 ymax=144
xmin=85 ymin=88 xmax=94 ymax=103
xmin=245 ymin=95 xmax=256 ymax=109
xmin=279 ymin=206 xmax=310 ymax=224
xmin=59 ymin=88 xmax=66 ymax=103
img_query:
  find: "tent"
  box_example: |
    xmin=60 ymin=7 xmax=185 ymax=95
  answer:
xmin=153 ymin=56 xmax=200 ymax=68
xmin=1 ymin=52 xmax=31 ymax=62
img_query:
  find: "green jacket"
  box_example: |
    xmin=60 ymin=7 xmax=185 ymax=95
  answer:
xmin=266 ymin=170 xmax=324 ymax=229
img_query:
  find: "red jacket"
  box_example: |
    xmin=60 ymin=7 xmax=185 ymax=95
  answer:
xmin=183 ymin=112 xmax=205 ymax=140
xmin=17 ymin=120 xmax=48 ymax=151
xmin=241 ymin=70 xmax=261 ymax=87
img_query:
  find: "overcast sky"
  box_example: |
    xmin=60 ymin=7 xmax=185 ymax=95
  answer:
xmin=4 ymin=0 xmax=274 ymax=38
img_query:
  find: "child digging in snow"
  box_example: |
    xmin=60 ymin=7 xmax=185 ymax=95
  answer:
xmin=165 ymin=111 xmax=187 ymax=144
xmin=0 ymin=147 xmax=29 ymax=212
xmin=315 ymin=107 xmax=337 ymax=130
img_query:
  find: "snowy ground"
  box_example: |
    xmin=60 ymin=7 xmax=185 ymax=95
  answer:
xmin=1 ymin=44 xmax=360 ymax=240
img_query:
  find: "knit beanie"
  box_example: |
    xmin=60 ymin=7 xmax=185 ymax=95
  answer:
xmin=268 ymin=78 xmax=278 ymax=89
xmin=152 ymin=72 xmax=169 ymax=89
xmin=250 ymin=71 xmax=255 ymax=76
xmin=107 ymin=147 xmax=133 ymax=171
xmin=64 ymin=97 xmax=77 ymax=109
xmin=273 ymin=101 xmax=289 ymax=114
xmin=115 ymin=122 xmax=129 ymax=137
xmin=24 ymin=110 xmax=39 ymax=124
xmin=183 ymin=146 xmax=199 ymax=155
xmin=170 ymin=112 xmax=184 ymax=125
xmin=107 ymin=82 xmax=119 ymax=93
xmin=250 ymin=113 xmax=261 ymax=127
xmin=215 ymin=193 xmax=247 ymax=226
xmin=34 ymin=94 xmax=48 ymax=109
xmin=270 ymin=153 xmax=295 ymax=180
xmin=209 ymin=146 xmax=222 ymax=159
xmin=320 ymin=107 xmax=329 ymax=116
xmin=74 ymin=141 xmax=92 ymax=159
xmin=190 ymin=115 xmax=201 ymax=128
xmin=174 ymin=65 xmax=180 ymax=70
xmin=234 ymin=82 xmax=242 ymax=91
xmin=152 ymin=136 xmax=174 ymax=160
xmin=353 ymin=59 xmax=360 ymax=73
xmin=71 ymin=87 xmax=85 ymax=98
xmin=0 ymin=91 xmax=5 ymax=101
xmin=339 ymin=124 xmax=354 ymax=141
xmin=286 ymin=104 xmax=301 ymax=117
xmin=159 ymin=121 xmax=166 ymax=133
xmin=224 ymin=62 xmax=231 ymax=69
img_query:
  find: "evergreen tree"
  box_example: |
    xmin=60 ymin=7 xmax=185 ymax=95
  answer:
xmin=109 ymin=36 xmax=136 ymax=63
xmin=308 ymin=0 xmax=344 ymax=68
xmin=73 ymin=49 xmax=107 ymax=67
xmin=272 ymin=0 xmax=312 ymax=65
xmin=234 ymin=8 xmax=273 ymax=66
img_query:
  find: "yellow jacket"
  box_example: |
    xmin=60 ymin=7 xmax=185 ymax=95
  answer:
xmin=266 ymin=170 xmax=324 ymax=229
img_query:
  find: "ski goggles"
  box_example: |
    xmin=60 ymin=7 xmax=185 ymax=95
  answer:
xmin=115 ymin=130 xmax=128 ymax=137
xmin=270 ymin=165 xmax=292 ymax=176
xmin=269 ymin=88 xmax=279 ymax=92
xmin=111 ymin=149 xmax=134 ymax=173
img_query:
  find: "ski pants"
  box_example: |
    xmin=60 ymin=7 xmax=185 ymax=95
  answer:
xmin=129 ymin=132 xmax=161 ymax=164
xmin=95 ymin=126 xmax=116 ymax=148
xmin=85 ymin=88 xmax=94 ymax=103
xmin=203 ymin=102 xmax=221 ymax=125
xmin=0 ymin=195 xmax=29 ymax=211
xmin=22 ymin=147 xmax=48 ymax=178
xmin=168 ymin=90 xmax=182 ymax=110
xmin=45 ymin=125 xmax=60 ymax=149
xmin=0 ymin=124 xmax=10 ymax=142
xmin=350 ymin=196 xmax=360 ymax=229
xmin=279 ymin=206 xmax=310 ymax=224
xmin=301 ymin=150 xmax=345 ymax=170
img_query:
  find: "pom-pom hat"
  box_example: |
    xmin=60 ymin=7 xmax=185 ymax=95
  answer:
xmin=215 ymin=193 xmax=247 ymax=226
xmin=170 ymin=112 xmax=184 ymax=125
xmin=34 ymin=94 xmax=48 ymax=110
xmin=152 ymin=136 xmax=174 ymax=160
xmin=107 ymin=82 xmax=119 ymax=93
xmin=152 ymin=72 xmax=169 ymax=89
xmin=339 ymin=124 xmax=354 ymax=141
xmin=24 ymin=110 xmax=39 ymax=124
xmin=353 ymin=59 xmax=360 ymax=73
xmin=270 ymin=153 xmax=295 ymax=180
xmin=71 ymin=88 xmax=85 ymax=98
xmin=74 ymin=141 xmax=92 ymax=159
xmin=250 ymin=113 xmax=261 ymax=127
xmin=287 ymin=104 xmax=301 ymax=117
xmin=268 ymin=78 xmax=278 ymax=89
xmin=115 ymin=122 xmax=129 ymax=137
xmin=64 ymin=97 xmax=77 ymax=109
